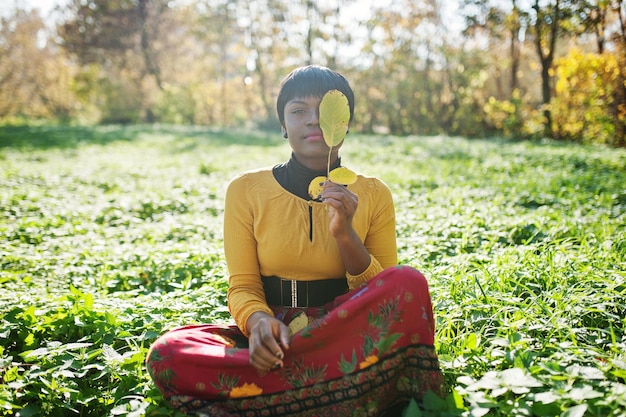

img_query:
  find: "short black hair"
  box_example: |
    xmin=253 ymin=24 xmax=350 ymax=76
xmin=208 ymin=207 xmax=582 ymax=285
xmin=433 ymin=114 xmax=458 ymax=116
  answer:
xmin=276 ymin=65 xmax=355 ymax=127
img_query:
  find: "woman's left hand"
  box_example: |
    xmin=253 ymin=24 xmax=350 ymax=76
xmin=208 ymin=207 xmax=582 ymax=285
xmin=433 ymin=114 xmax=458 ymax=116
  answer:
xmin=321 ymin=182 xmax=358 ymax=238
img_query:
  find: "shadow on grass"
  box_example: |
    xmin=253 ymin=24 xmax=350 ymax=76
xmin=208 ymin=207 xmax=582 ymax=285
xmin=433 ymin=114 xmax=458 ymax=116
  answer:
xmin=0 ymin=125 xmax=136 ymax=149
xmin=0 ymin=124 xmax=283 ymax=150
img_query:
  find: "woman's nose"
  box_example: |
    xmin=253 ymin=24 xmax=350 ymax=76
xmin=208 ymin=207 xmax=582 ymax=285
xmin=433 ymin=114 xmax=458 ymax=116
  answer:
xmin=307 ymin=108 xmax=319 ymax=125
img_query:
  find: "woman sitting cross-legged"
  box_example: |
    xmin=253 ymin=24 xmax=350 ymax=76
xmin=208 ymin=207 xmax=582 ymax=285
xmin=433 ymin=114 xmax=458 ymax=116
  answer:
xmin=146 ymin=65 xmax=444 ymax=417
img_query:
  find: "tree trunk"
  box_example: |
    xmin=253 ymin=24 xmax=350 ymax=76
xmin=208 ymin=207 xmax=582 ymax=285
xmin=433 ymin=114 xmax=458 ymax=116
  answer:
xmin=137 ymin=0 xmax=163 ymax=91
xmin=616 ymin=0 xmax=626 ymax=146
xmin=510 ymin=0 xmax=520 ymax=92
xmin=305 ymin=0 xmax=314 ymax=66
xmin=540 ymin=63 xmax=553 ymax=136
xmin=532 ymin=0 xmax=560 ymax=138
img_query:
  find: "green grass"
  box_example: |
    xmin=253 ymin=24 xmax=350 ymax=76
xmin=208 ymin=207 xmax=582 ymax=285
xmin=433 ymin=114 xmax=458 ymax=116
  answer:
xmin=1 ymin=125 xmax=625 ymax=416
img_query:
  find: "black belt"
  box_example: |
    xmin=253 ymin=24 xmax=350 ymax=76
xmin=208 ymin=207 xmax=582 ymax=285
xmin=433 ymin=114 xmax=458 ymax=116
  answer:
xmin=261 ymin=276 xmax=348 ymax=308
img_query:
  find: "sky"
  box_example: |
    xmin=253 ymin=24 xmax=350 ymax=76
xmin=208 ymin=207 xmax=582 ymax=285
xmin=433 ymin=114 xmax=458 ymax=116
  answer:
xmin=1 ymin=0 xmax=75 ymax=23
xmin=1 ymin=0 xmax=54 ymax=15
xmin=2 ymin=0 xmax=463 ymax=26
xmin=0 ymin=0 xmax=64 ymax=21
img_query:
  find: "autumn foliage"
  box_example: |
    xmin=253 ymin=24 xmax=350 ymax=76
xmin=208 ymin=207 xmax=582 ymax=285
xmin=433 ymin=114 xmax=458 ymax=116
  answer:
xmin=1 ymin=0 xmax=625 ymax=147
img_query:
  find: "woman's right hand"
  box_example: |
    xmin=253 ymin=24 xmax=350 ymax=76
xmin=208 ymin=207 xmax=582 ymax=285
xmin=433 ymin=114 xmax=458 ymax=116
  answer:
xmin=246 ymin=311 xmax=291 ymax=371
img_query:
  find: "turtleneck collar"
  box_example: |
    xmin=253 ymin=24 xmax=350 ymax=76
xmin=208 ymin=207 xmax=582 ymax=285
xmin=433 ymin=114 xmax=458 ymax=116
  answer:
xmin=272 ymin=153 xmax=342 ymax=200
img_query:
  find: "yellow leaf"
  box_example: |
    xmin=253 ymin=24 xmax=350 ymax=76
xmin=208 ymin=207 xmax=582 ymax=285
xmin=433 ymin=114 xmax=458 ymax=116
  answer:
xmin=359 ymin=355 xmax=379 ymax=369
xmin=229 ymin=382 xmax=263 ymax=398
xmin=288 ymin=312 xmax=309 ymax=335
xmin=319 ymin=89 xmax=350 ymax=147
xmin=308 ymin=175 xmax=327 ymax=200
xmin=328 ymin=167 xmax=357 ymax=185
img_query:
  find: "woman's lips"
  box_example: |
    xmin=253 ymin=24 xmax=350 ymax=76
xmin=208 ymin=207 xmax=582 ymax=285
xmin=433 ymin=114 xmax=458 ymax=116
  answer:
xmin=305 ymin=133 xmax=324 ymax=141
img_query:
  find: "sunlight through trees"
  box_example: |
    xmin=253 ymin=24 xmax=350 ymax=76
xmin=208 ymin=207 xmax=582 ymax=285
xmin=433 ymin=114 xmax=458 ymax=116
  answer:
xmin=1 ymin=0 xmax=625 ymax=146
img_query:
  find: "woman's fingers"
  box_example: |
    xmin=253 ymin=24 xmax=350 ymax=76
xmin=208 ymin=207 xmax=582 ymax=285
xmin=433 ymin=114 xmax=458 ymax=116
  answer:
xmin=321 ymin=183 xmax=358 ymax=213
xmin=321 ymin=183 xmax=358 ymax=238
xmin=248 ymin=317 xmax=290 ymax=371
xmin=249 ymin=347 xmax=282 ymax=371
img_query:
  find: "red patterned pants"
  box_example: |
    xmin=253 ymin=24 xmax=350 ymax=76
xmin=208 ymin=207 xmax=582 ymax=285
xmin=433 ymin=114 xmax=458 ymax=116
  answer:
xmin=146 ymin=266 xmax=444 ymax=416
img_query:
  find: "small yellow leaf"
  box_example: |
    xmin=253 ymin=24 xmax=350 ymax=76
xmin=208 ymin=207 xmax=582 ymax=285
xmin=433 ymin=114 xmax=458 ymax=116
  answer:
xmin=328 ymin=167 xmax=357 ymax=185
xmin=308 ymin=175 xmax=327 ymax=200
xmin=288 ymin=312 xmax=309 ymax=335
xmin=359 ymin=355 xmax=379 ymax=369
xmin=319 ymin=90 xmax=350 ymax=147
xmin=229 ymin=382 xmax=263 ymax=398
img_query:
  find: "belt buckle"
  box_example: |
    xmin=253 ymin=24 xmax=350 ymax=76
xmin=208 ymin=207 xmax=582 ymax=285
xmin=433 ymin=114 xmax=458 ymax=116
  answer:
xmin=282 ymin=279 xmax=308 ymax=308
xmin=291 ymin=280 xmax=297 ymax=307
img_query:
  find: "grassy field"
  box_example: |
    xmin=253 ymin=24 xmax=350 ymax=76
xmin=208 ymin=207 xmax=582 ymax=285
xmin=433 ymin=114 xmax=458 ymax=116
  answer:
xmin=1 ymin=125 xmax=625 ymax=417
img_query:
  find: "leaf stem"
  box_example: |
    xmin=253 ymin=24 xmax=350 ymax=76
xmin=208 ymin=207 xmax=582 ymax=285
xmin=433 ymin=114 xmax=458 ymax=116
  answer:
xmin=326 ymin=147 xmax=331 ymax=179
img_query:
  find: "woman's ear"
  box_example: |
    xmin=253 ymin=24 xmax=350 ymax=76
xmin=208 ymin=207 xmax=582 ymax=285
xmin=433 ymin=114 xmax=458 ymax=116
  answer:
xmin=281 ymin=126 xmax=288 ymax=139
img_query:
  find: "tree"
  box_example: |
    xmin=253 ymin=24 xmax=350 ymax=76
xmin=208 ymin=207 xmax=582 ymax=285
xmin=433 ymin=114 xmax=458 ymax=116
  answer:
xmin=461 ymin=0 xmax=525 ymax=97
xmin=573 ymin=0 xmax=626 ymax=145
xmin=509 ymin=1 xmax=523 ymax=92
xmin=612 ymin=0 xmax=626 ymax=145
xmin=234 ymin=0 xmax=358 ymax=124
xmin=0 ymin=8 xmax=75 ymax=121
xmin=193 ymin=0 xmax=246 ymax=125
xmin=237 ymin=0 xmax=293 ymax=122
xmin=618 ymin=0 xmax=626 ymax=42
xmin=59 ymin=0 xmax=177 ymax=122
xmin=59 ymin=0 xmax=169 ymax=90
xmin=527 ymin=0 xmax=579 ymax=138
xmin=552 ymin=48 xmax=621 ymax=144
xmin=355 ymin=0 xmax=441 ymax=135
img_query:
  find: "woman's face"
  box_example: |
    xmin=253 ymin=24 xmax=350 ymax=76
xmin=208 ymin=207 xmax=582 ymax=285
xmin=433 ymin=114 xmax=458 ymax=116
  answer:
xmin=282 ymin=95 xmax=342 ymax=168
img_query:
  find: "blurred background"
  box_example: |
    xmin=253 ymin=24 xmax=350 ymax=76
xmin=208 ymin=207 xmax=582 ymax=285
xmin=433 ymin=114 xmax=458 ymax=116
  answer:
xmin=1 ymin=0 xmax=625 ymax=146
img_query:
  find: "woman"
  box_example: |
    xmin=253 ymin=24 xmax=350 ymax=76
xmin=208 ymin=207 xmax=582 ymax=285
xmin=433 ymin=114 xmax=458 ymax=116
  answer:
xmin=146 ymin=65 xmax=444 ymax=416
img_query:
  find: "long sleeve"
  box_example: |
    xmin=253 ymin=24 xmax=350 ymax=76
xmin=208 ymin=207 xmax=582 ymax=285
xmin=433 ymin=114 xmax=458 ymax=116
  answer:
xmin=346 ymin=178 xmax=397 ymax=288
xmin=224 ymin=174 xmax=273 ymax=336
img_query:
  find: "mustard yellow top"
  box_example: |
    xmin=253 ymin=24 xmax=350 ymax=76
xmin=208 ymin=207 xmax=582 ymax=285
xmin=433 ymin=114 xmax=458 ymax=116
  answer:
xmin=224 ymin=167 xmax=398 ymax=335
